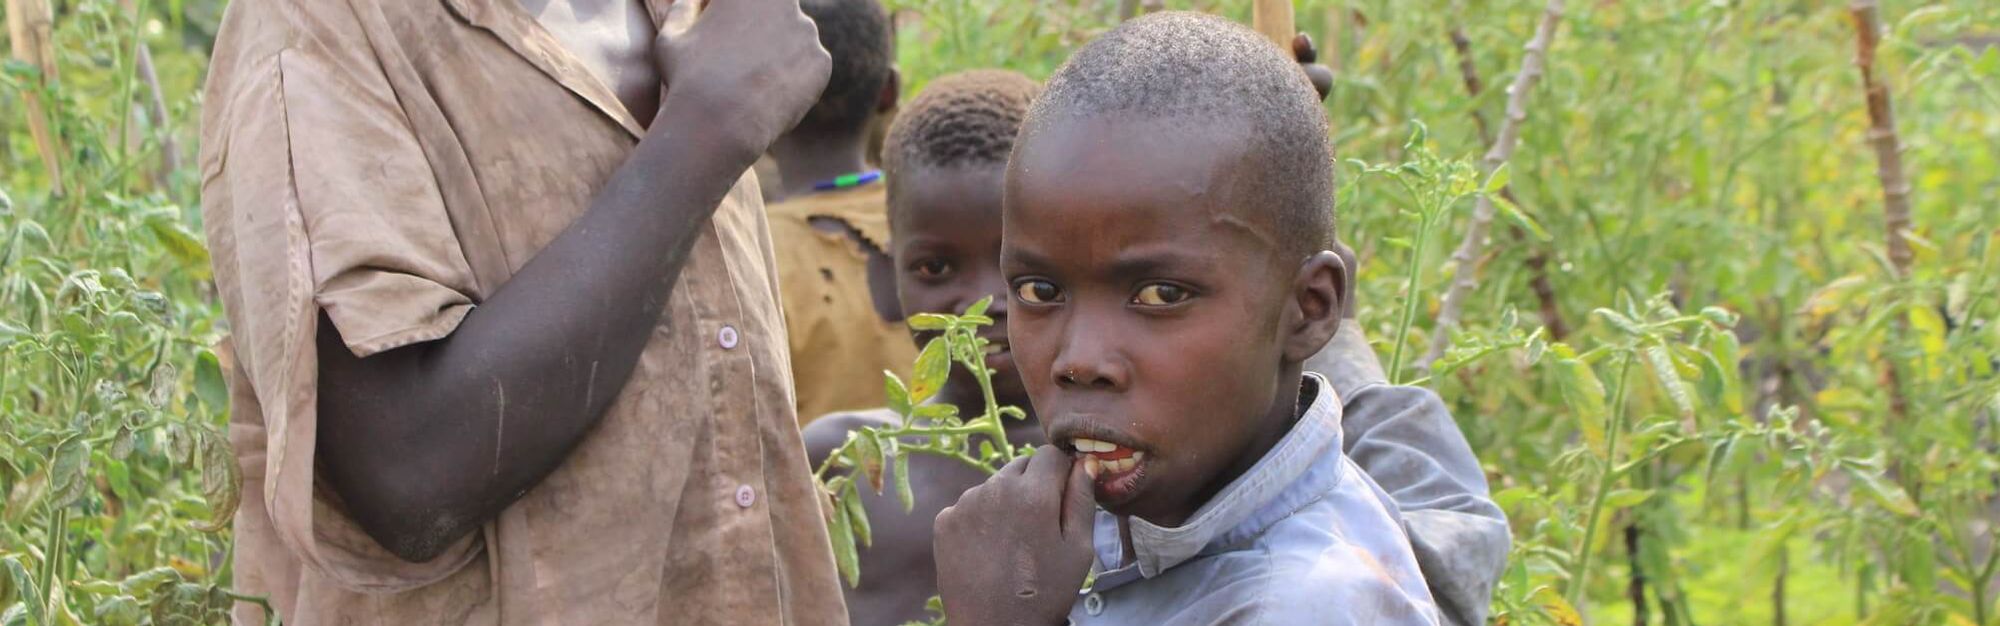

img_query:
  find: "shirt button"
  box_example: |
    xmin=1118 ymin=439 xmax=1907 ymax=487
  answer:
xmin=1084 ymin=592 xmax=1104 ymax=616
xmin=734 ymin=484 xmax=756 ymax=508
xmin=717 ymin=325 xmax=740 ymax=350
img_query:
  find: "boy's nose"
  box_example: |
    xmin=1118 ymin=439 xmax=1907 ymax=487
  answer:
xmin=1051 ymin=316 xmax=1127 ymax=391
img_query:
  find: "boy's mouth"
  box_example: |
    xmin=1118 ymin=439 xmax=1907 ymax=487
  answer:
xmin=979 ymin=337 xmax=1012 ymax=371
xmin=1068 ymin=437 xmax=1149 ymax=504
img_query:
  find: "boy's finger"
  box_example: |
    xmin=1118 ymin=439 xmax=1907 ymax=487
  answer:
xmin=1059 ymin=455 xmax=1097 ymax=542
xmin=662 ymin=0 xmax=700 ymax=37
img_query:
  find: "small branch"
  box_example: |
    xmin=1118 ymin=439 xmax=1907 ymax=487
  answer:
xmin=1421 ymin=1 xmax=1565 ymax=370
xmin=7 ymin=0 xmax=66 ymax=194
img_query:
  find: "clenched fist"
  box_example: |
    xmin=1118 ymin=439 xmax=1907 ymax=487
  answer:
xmin=934 ymin=445 xmax=1099 ymax=626
xmin=656 ymin=0 xmax=832 ymax=159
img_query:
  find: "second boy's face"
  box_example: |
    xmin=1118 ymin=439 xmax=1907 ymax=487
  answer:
xmin=891 ymin=165 xmax=1027 ymax=408
xmin=1002 ymin=116 xmax=1306 ymax=526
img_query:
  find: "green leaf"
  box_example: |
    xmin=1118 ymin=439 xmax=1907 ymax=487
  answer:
xmin=1643 ymin=341 xmax=1697 ymax=433
xmin=1482 ymin=162 xmax=1511 ymax=194
xmin=0 ymin=320 xmax=28 ymax=349
xmin=913 ymin=403 xmax=960 ymax=423
xmin=1551 ymin=352 xmax=1609 ymax=457
xmin=1603 ymin=488 xmax=1655 ymax=510
xmin=1490 ymin=192 xmax=1550 ymax=241
xmin=93 ymin=596 xmax=142 ymax=626
xmin=4 ymin=466 xmax=47 ymax=524
xmin=884 ymin=372 xmax=912 ymax=416
xmin=194 ymin=429 xmax=241 ymax=532
xmin=48 ymin=436 xmax=92 ymax=509
xmin=844 ymin=482 xmax=872 ymax=548
xmin=3 ymin=557 xmax=44 ymax=626
xmin=193 ymin=350 xmax=229 ymax=420
xmin=1851 ymin=465 xmax=1919 ymax=518
xmin=852 ymin=431 xmax=886 ymax=493
xmin=144 ymin=214 xmax=212 ymax=274
xmin=829 ymin=490 xmax=861 ymax=587
xmin=906 ymin=314 xmax=952 ymax=331
xmin=894 ymin=454 xmax=914 ymax=513
xmin=909 ymin=338 xmax=950 ymax=404
xmin=962 ymin=296 xmax=992 ymax=318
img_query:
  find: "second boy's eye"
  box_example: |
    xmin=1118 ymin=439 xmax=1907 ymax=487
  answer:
xmin=1132 ymin=283 xmax=1193 ymax=307
xmin=913 ymin=259 xmax=955 ymax=278
xmin=1014 ymin=279 xmax=1064 ymax=304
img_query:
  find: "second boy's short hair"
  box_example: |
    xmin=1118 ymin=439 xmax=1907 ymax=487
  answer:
xmin=1023 ymin=11 xmax=1335 ymax=257
xmin=884 ymin=70 xmax=1042 ymax=175
xmin=796 ymin=0 xmax=893 ymax=137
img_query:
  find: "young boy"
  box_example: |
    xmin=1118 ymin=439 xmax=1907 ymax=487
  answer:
xmin=934 ymin=13 xmax=1448 ymax=624
xmin=804 ymin=69 xmax=1049 ymax=626
xmin=766 ymin=0 xmax=916 ymax=420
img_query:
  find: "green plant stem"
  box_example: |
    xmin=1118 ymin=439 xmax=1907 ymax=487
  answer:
xmin=1568 ymin=353 xmax=1634 ymax=609
xmin=115 ymin=0 xmax=150 ymax=194
xmin=1388 ymin=211 xmax=1437 ymax=383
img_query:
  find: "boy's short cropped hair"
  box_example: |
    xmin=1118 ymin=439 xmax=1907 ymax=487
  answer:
xmin=796 ymin=0 xmax=894 ymax=137
xmin=883 ymin=69 xmax=1042 ymax=176
xmin=1023 ymin=11 xmax=1335 ymax=257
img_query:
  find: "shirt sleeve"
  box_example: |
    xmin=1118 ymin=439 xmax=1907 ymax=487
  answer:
xmin=1306 ymin=324 xmax=1510 ymax=626
xmin=200 ymin=6 xmax=480 ymax=592
xmin=1338 ymin=385 xmax=1510 ymax=626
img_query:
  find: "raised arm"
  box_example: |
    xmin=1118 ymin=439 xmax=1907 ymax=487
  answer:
xmin=312 ymin=0 xmax=830 ymax=563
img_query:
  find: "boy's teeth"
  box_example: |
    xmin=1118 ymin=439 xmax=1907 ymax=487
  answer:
xmin=1083 ymin=456 xmax=1102 ymax=478
xmin=1072 ymin=437 xmax=1115 ymax=453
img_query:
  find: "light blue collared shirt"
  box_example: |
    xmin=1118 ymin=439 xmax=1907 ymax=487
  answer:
xmin=1068 ymin=372 xmax=1441 ymax=625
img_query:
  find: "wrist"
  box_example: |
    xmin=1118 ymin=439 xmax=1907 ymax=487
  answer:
xmin=650 ymin=87 xmax=764 ymax=174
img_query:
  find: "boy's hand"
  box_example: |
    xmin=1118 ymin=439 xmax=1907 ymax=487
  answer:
xmin=1293 ymin=32 xmax=1335 ymax=101
xmin=934 ymin=445 xmax=1098 ymax=626
xmin=655 ymin=0 xmax=832 ymax=158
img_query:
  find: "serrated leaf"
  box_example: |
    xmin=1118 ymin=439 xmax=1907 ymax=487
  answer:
xmin=193 ymin=350 xmax=229 ymax=420
xmin=909 ymin=338 xmax=950 ymax=404
xmin=844 ymin=483 xmax=872 ymax=548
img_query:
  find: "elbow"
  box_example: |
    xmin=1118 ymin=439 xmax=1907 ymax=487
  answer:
xmin=345 ymin=481 xmax=475 ymax=564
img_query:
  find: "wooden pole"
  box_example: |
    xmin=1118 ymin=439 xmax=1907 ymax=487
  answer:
xmin=7 ymin=0 xmax=65 ymax=194
xmin=1252 ymin=0 xmax=1295 ymax=49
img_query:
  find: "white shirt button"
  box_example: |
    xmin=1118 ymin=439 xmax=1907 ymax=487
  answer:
xmin=1084 ymin=592 xmax=1104 ymax=616
xmin=734 ymin=484 xmax=756 ymax=508
xmin=718 ymin=325 xmax=740 ymax=350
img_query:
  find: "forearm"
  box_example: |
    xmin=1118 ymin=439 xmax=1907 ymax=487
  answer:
xmin=317 ymin=94 xmax=760 ymax=561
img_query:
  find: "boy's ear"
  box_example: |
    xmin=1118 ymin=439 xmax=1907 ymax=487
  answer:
xmin=877 ymin=67 xmax=902 ymax=114
xmin=1282 ymin=250 xmax=1346 ymax=364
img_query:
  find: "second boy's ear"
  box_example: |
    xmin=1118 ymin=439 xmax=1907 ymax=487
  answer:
xmin=1282 ymin=250 xmax=1346 ymax=364
xmin=878 ymin=67 xmax=902 ymax=114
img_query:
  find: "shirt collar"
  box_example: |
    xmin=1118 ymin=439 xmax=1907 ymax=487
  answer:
xmin=441 ymin=0 xmax=667 ymax=138
xmin=1088 ymin=372 xmax=1348 ymax=585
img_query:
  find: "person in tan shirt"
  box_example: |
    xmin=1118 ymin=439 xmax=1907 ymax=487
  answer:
xmin=763 ymin=0 xmax=915 ymax=421
xmin=199 ymin=0 xmax=847 ymax=623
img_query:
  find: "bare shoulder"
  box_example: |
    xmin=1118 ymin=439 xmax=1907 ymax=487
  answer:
xmin=802 ymin=408 xmax=904 ymax=468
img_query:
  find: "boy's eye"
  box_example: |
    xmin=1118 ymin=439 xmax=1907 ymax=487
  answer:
xmin=1014 ymin=279 xmax=1064 ymax=304
xmin=1132 ymin=283 xmax=1193 ymax=306
xmin=913 ymin=259 xmax=954 ymax=278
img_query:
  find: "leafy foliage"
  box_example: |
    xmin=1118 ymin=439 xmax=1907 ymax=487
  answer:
xmin=4 ymin=0 xmax=1997 ymax=625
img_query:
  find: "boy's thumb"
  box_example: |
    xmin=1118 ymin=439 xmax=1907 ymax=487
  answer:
xmin=1060 ymin=456 xmax=1098 ymax=542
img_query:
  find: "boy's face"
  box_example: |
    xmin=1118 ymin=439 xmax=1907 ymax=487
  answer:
xmin=1002 ymin=116 xmax=1335 ymax=526
xmin=890 ymin=164 xmax=1027 ymax=408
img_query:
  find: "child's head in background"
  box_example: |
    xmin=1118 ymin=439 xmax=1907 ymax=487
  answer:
xmin=883 ymin=69 xmax=1043 ymax=413
xmin=1000 ymin=12 xmax=1346 ymax=526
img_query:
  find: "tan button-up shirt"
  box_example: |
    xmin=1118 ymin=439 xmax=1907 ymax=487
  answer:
xmin=199 ymin=1 xmax=845 ymax=623
xmin=765 ymin=185 xmax=917 ymax=422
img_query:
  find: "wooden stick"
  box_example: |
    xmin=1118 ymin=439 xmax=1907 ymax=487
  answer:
xmin=1447 ymin=26 xmax=1570 ymax=341
xmin=1848 ymin=0 xmax=1913 ymax=279
xmin=1252 ymin=0 xmax=1295 ymax=49
xmin=120 ymin=0 xmax=178 ymax=188
xmin=7 ymin=0 xmax=65 ymax=194
xmin=1420 ymin=0 xmax=1565 ymax=370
